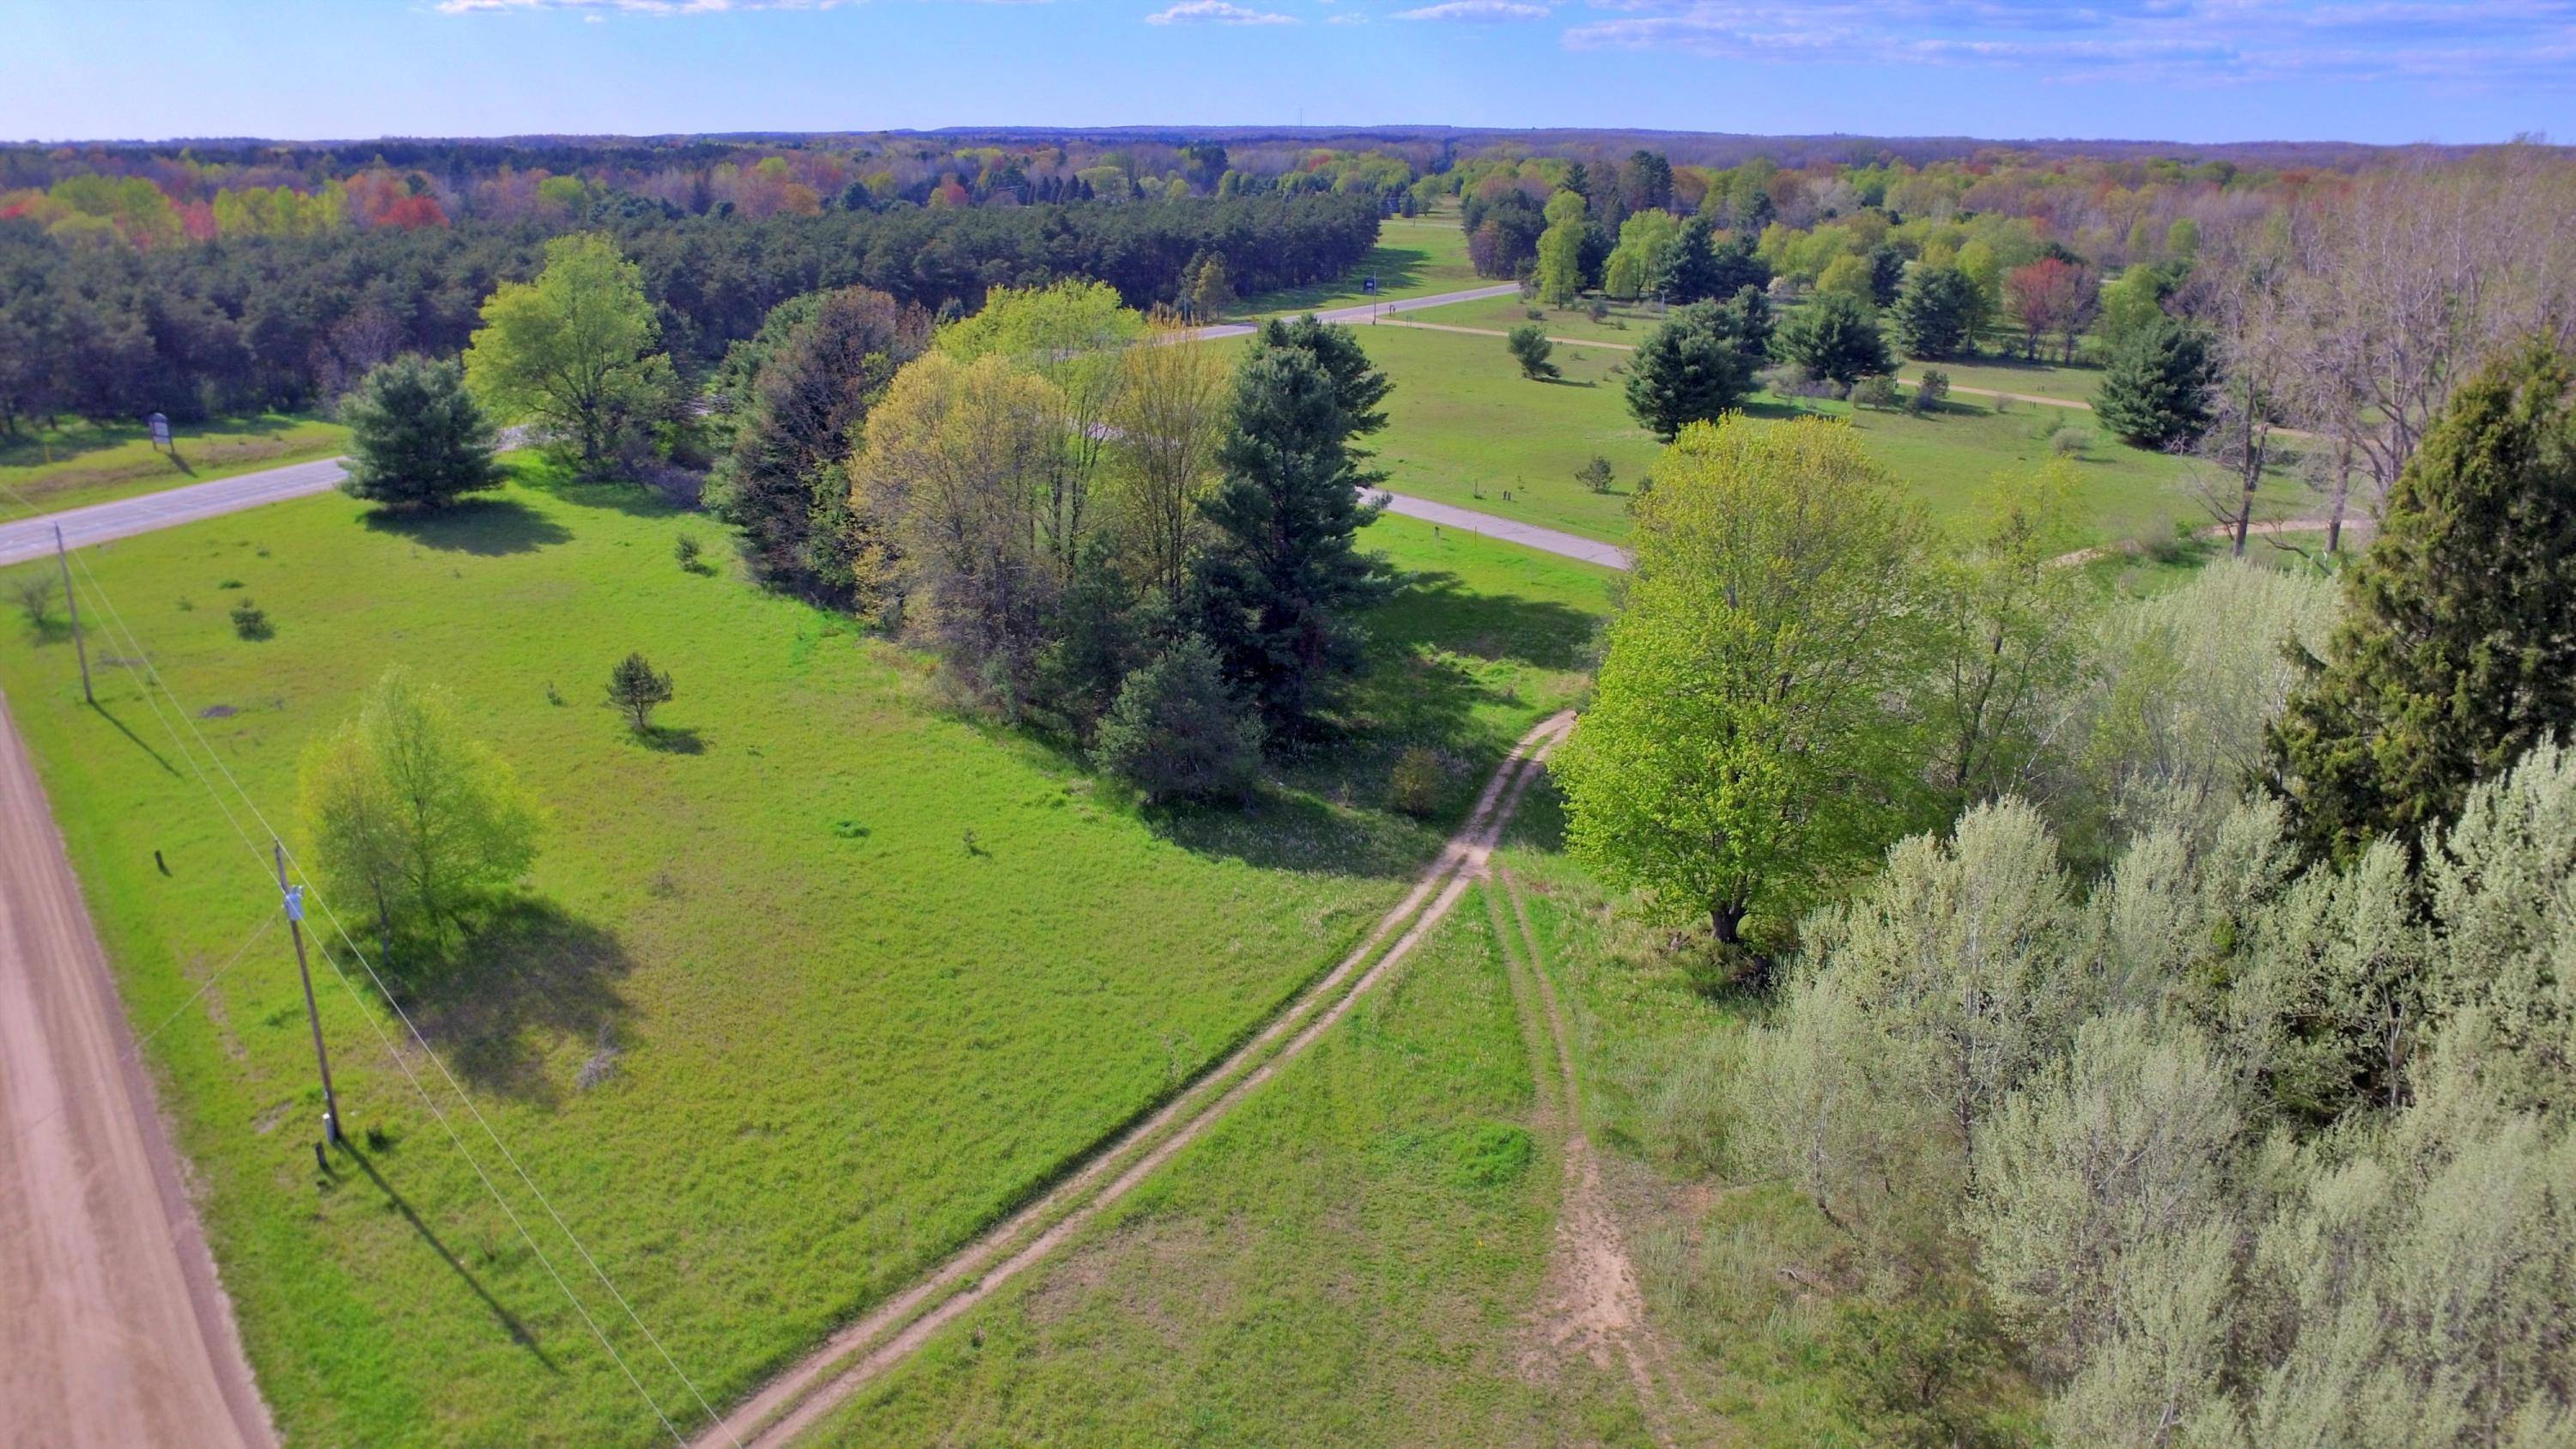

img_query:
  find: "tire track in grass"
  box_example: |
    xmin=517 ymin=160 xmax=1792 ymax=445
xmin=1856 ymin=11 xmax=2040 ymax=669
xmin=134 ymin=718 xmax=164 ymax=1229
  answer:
xmin=1496 ymin=866 xmax=1698 ymax=1447
xmin=701 ymin=710 xmax=1576 ymax=1448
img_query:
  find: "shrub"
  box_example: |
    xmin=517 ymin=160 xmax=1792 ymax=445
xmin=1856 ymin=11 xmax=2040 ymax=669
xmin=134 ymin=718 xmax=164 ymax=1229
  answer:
xmin=605 ymin=651 xmax=673 ymax=734
xmin=2051 ymin=425 xmax=2092 ymax=458
xmin=1093 ymin=635 xmax=1262 ymax=804
xmin=1850 ymin=374 xmax=1903 ymax=411
xmin=1389 ymin=746 xmax=1444 ymax=817
xmin=1506 ymin=324 xmax=1558 ymax=381
xmin=673 ymin=534 xmax=703 ymax=571
xmin=228 ymin=599 xmax=271 ymax=641
xmin=1911 ymin=369 xmax=1951 ymax=413
xmin=1576 ymin=455 xmax=1616 ymax=494
xmin=11 ymin=575 xmax=55 ymax=627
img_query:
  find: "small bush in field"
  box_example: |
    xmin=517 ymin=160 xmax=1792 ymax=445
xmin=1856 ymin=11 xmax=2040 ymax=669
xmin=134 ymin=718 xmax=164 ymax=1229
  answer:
xmin=1389 ymin=746 xmax=1444 ymax=817
xmin=229 ymin=599 xmax=272 ymax=641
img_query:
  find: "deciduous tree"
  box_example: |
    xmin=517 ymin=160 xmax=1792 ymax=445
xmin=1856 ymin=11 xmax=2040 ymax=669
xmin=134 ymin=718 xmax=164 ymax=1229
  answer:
xmin=461 ymin=232 xmax=673 ymax=470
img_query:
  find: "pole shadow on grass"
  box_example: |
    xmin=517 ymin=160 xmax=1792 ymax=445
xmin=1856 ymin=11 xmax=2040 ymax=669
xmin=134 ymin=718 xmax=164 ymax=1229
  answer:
xmin=360 ymin=498 xmax=572 ymax=557
xmin=87 ymin=697 xmax=181 ymax=777
xmin=397 ymin=901 xmax=637 ymax=1111
xmin=342 ymin=1144 xmax=562 ymax=1372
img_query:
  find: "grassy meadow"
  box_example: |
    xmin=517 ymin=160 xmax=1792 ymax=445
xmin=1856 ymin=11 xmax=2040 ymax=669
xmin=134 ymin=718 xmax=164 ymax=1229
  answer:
xmin=1401 ymin=291 xmax=1673 ymax=346
xmin=1333 ymin=321 xmax=2297 ymax=552
xmin=0 ymin=464 xmax=1610 ymax=1446
xmin=1236 ymin=215 xmax=1480 ymax=317
xmin=1 ymin=411 xmax=347 ymax=515
xmin=810 ymin=886 xmax=1658 ymax=1446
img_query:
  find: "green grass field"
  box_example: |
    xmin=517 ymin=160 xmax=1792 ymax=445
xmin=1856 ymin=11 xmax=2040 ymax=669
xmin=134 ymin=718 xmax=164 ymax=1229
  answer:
xmin=1338 ymin=321 xmax=2296 ymax=551
xmin=0 ymin=467 xmax=1611 ymax=1446
xmin=0 ymin=412 xmax=347 ymax=515
xmin=810 ymin=887 xmax=1656 ymax=1446
xmin=1896 ymin=353 xmax=2110 ymax=406
xmin=1238 ymin=216 xmax=1481 ymax=317
xmin=1398 ymin=292 xmax=1670 ymax=346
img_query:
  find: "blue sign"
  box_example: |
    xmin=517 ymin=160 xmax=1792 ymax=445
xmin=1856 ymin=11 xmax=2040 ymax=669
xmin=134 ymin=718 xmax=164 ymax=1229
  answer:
xmin=148 ymin=411 xmax=170 ymax=448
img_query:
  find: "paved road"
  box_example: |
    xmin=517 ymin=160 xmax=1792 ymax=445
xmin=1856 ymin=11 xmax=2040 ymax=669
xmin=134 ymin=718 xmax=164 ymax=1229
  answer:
xmin=0 ymin=457 xmax=353 ymax=567
xmin=0 ymin=687 xmax=276 ymax=1448
xmin=1189 ymin=281 xmax=1522 ymax=341
xmin=1371 ymin=489 xmax=1631 ymax=570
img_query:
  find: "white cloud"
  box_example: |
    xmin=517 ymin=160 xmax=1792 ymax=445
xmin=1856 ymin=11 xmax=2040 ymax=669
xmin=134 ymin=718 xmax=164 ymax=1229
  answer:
xmin=1394 ymin=0 xmax=1546 ymax=19
xmin=1145 ymin=0 xmax=1297 ymax=21
xmin=1558 ymin=1 xmax=2576 ymax=88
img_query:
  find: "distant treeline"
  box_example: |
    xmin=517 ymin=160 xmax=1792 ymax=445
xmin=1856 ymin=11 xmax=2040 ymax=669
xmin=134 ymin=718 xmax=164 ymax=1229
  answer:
xmin=0 ymin=192 xmax=1380 ymax=428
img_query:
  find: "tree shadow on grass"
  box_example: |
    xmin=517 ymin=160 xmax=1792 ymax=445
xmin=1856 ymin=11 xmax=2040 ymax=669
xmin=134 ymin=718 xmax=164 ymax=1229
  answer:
xmin=635 ymin=725 xmax=703 ymax=755
xmin=1369 ymin=570 xmax=1605 ymax=673
xmin=1148 ymin=782 xmax=1431 ymax=881
xmin=339 ymin=1144 xmax=562 ymax=1372
xmin=361 ymin=497 xmax=571 ymax=557
xmin=399 ymin=901 xmax=636 ymax=1111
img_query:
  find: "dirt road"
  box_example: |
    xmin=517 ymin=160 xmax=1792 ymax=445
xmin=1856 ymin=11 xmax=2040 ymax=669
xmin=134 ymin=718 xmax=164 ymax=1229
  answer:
xmin=699 ymin=710 xmax=1575 ymax=1447
xmin=0 ymin=687 xmax=275 ymax=1448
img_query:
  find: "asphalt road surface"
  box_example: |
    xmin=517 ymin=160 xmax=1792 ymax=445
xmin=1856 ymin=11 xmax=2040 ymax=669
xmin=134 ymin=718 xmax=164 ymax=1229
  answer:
xmin=0 ymin=685 xmax=275 ymax=1448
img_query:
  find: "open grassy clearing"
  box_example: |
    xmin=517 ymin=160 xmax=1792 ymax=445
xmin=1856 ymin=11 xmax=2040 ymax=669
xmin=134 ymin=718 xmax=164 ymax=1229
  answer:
xmin=0 ymin=411 xmax=348 ymax=516
xmin=1487 ymin=789 xmax=2044 ymax=1444
xmin=1236 ymin=216 xmax=1479 ymax=317
xmin=805 ymin=884 xmax=1657 ymax=1447
xmin=0 ymin=468 xmax=1607 ymax=1446
xmin=1398 ymin=291 xmax=1673 ymax=346
xmin=1405 ymin=294 xmax=2120 ymax=409
xmin=1896 ymin=354 xmax=2110 ymax=405
xmin=1335 ymin=321 xmax=2300 ymax=551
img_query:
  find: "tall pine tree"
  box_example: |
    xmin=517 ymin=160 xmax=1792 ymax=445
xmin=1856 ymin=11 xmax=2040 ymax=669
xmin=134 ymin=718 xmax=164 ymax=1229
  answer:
xmin=1194 ymin=324 xmax=1392 ymax=735
xmin=2271 ymin=342 xmax=2576 ymax=861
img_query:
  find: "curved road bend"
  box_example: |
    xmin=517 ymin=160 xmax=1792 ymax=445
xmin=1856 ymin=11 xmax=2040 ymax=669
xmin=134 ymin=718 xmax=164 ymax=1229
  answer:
xmin=0 ymin=685 xmax=275 ymax=1447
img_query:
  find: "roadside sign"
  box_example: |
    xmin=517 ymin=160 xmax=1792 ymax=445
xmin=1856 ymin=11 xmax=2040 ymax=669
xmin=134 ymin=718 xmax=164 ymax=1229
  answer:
xmin=1362 ymin=277 xmax=1379 ymax=295
xmin=148 ymin=411 xmax=169 ymax=449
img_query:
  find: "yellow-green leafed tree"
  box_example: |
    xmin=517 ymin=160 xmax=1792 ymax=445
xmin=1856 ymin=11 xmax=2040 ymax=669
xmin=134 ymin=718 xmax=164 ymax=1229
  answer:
xmin=462 ymin=232 xmax=672 ymax=470
xmin=1553 ymin=416 xmax=1933 ymax=950
xmin=296 ymin=668 xmax=541 ymax=969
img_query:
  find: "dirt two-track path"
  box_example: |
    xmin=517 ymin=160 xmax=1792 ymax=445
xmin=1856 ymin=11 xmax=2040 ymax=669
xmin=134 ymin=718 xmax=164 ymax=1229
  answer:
xmin=698 ymin=710 xmax=1575 ymax=1447
xmin=0 ymin=685 xmax=275 ymax=1448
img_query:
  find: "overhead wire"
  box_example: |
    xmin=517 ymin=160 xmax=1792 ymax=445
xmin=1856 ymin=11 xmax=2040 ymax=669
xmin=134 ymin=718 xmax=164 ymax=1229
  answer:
xmin=3 ymin=480 xmax=726 ymax=1445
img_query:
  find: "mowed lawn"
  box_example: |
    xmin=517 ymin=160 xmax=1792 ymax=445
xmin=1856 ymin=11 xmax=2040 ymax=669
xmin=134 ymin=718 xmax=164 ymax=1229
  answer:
xmin=814 ymin=888 xmax=1656 ymax=1447
xmin=1 ymin=411 xmax=348 ymax=515
xmin=0 ymin=469 xmax=1608 ymax=1446
xmin=1400 ymin=292 xmax=1672 ymax=346
xmin=1239 ymin=216 xmax=1481 ymax=317
xmin=1334 ymin=322 xmax=2303 ymax=551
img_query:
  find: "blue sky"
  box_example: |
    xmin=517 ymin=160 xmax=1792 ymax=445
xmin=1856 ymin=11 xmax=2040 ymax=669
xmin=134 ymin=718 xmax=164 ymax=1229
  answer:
xmin=4 ymin=0 xmax=2570 ymax=145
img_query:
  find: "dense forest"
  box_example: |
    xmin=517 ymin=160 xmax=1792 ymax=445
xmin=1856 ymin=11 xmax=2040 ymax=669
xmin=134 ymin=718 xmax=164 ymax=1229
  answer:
xmin=0 ymin=192 xmax=1380 ymax=428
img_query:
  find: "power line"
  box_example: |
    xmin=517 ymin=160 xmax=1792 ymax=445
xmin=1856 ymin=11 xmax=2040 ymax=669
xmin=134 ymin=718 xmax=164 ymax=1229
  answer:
xmin=53 ymin=534 xmax=733 ymax=1446
xmin=6 ymin=484 xmax=724 ymax=1444
xmin=40 ymin=532 xmax=686 ymax=1446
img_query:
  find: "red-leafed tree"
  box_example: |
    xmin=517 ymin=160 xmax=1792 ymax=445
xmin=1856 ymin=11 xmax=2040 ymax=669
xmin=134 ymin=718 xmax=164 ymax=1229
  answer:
xmin=2003 ymin=257 xmax=2098 ymax=363
xmin=378 ymin=194 xmax=449 ymax=231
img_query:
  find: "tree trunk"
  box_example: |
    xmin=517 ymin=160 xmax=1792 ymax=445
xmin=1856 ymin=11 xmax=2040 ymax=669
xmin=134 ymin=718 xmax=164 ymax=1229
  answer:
xmin=1712 ymin=900 xmax=1744 ymax=947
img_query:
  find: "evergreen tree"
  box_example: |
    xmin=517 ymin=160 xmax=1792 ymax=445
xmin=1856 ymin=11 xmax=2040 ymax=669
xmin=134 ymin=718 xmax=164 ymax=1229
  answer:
xmin=1892 ymin=263 xmax=1987 ymax=360
xmin=1867 ymin=244 xmax=1908 ymax=307
xmin=2092 ymin=316 xmax=2220 ymax=449
xmin=1092 ymin=635 xmax=1263 ymax=804
xmin=605 ymin=652 xmax=674 ymax=734
xmin=1194 ymin=335 xmax=1391 ymax=734
xmin=713 ymin=285 xmax=919 ymax=595
xmin=1255 ymin=314 xmax=1391 ymax=439
xmin=1507 ymin=324 xmax=1558 ymax=380
xmin=1625 ymin=300 xmax=1758 ymax=441
xmin=2272 ymin=342 xmax=2576 ymax=862
xmin=1779 ymin=292 xmax=1894 ymax=387
xmin=1709 ymin=235 xmax=1772 ymax=301
xmin=337 ymin=355 xmax=504 ymax=510
xmin=1655 ymin=216 xmax=1725 ymax=304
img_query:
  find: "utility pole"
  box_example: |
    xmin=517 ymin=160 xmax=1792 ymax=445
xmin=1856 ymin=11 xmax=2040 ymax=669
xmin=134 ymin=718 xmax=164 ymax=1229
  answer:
xmin=274 ymin=840 xmax=342 ymax=1147
xmin=53 ymin=526 xmax=90 ymax=706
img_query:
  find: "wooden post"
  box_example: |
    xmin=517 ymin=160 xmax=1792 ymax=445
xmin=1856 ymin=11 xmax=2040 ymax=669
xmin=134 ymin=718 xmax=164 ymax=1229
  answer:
xmin=275 ymin=841 xmax=342 ymax=1147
